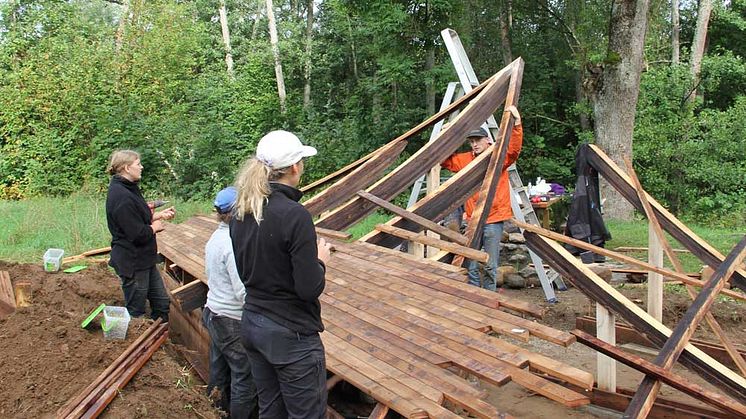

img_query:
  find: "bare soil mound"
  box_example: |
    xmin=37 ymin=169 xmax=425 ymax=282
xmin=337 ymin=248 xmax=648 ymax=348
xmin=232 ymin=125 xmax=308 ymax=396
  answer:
xmin=0 ymin=261 xmax=220 ymax=419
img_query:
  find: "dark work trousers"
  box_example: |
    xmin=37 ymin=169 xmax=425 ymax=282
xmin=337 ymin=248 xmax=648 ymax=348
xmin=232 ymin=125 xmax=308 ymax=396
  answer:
xmin=240 ymin=310 xmax=327 ymax=419
xmin=119 ymin=265 xmax=170 ymax=322
xmin=202 ymin=308 xmax=259 ymax=419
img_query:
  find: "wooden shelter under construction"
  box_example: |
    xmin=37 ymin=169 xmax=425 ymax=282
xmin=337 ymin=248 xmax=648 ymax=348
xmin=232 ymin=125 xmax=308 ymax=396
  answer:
xmin=156 ymin=59 xmax=746 ymax=418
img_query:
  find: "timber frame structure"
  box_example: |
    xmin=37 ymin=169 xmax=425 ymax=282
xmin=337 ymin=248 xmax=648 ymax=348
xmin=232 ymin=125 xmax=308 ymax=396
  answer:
xmin=157 ymin=58 xmax=746 ymax=418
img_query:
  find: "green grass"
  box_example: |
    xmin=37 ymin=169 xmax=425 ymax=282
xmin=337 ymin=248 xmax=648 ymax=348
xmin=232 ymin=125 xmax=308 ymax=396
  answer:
xmin=606 ymin=219 xmax=744 ymax=272
xmin=2 ymin=194 xmax=743 ymax=272
xmin=0 ymin=193 xmax=213 ymax=263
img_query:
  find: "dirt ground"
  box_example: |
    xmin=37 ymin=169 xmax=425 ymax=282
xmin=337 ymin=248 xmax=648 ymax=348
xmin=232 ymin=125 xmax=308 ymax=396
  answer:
xmin=1 ymin=260 xmax=744 ymax=418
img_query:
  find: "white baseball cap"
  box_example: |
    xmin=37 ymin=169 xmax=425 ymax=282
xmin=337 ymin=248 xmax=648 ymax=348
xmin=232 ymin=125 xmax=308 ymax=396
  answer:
xmin=256 ymin=130 xmax=317 ymax=169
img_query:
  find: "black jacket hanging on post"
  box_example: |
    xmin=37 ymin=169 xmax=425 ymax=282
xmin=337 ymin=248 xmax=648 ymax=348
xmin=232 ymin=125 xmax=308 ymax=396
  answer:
xmin=564 ymin=144 xmax=611 ymax=254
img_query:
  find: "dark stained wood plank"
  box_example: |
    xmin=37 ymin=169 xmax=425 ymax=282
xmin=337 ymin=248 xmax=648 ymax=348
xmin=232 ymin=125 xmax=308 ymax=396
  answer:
xmin=171 ymin=279 xmax=208 ymax=312
xmin=356 ymin=190 xmax=469 ymax=245
xmin=572 ymin=330 xmax=746 ymax=418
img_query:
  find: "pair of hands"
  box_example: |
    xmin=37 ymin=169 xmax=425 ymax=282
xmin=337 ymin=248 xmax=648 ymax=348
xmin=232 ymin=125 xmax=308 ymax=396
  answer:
xmin=152 ymin=207 xmax=176 ymax=233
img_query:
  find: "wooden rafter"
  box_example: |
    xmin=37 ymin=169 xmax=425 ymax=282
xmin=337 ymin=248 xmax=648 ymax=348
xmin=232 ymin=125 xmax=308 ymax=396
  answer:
xmin=316 ymin=61 xmax=517 ymax=231
xmin=586 ymin=144 xmax=746 ymax=292
xmin=624 ymin=235 xmax=746 ymax=417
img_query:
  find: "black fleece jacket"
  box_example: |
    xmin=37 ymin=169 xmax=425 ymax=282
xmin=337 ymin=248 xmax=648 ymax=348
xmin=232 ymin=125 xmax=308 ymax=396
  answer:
xmin=230 ymin=182 xmax=326 ymax=334
xmin=106 ymin=175 xmax=157 ymax=278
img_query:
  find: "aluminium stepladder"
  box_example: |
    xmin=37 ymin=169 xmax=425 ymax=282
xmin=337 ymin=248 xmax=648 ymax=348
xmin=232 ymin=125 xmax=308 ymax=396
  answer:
xmin=441 ymin=28 xmax=566 ymax=302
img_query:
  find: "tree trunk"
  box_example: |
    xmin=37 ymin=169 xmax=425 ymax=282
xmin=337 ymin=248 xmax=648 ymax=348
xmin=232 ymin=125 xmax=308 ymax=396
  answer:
xmin=266 ymin=0 xmax=287 ymax=113
xmin=303 ymin=0 xmax=314 ymax=109
xmin=218 ymin=0 xmax=234 ymax=78
xmin=591 ymin=0 xmax=650 ymax=220
xmin=114 ymin=0 xmax=129 ymax=53
xmin=499 ymin=0 xmax=513 ymax=66
xmin=346 ymin=13 xmax=359 ymax=81
xmin=251 ymin=0 xmax=262 ymax=41
xmin=576 ymin=70 xmax=590 ymax=131
xmin=425 ymin=46 xmax=435 ymax=116
xmin=671 ymin=0 xmax=680 ymax=65
xmin=689 ymin=0 xmax=712 ymax=100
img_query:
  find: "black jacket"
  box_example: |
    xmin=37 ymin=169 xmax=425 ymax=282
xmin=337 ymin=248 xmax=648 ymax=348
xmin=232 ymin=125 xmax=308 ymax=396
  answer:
xmin=564 ymin=144 xmax=611 ymax=253
xmin=230 ymin=182 xmax=326 ymax=334
xmin=106 ymin=175 xmax=158 ymax=277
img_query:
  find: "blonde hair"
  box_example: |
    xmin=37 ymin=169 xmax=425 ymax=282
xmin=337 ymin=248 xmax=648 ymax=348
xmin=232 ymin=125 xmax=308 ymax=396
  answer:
xmin=107 ymin=150 xmax=140 ymax=176
xmin=233 ymin=157 xmax=290 ymax=223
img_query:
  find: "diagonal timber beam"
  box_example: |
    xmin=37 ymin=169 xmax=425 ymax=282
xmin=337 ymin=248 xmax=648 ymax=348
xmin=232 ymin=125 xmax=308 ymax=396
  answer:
xmin=522 ymin=231 xmax=746 ymax=402
xmin=316 ymin=60 xmax=519 ymax=231
xmin=624 ymin=158 xmax=746 ymax=376
xmin=586 ymin=144 xmax=746 ymax=292
xmin=624 ymin=235 xmax=746 ymax=418
xmin=304 ymin=141 xmax=407 ymax=217
xmin=356 ymin=190 xmax=468 ymax=246
xmin=572 ymin=330 xmax=746 ymax=418
xmin=452 ymin=61 xmax=523 ymax=267
xmin=511 ymin=219 xmax=746 ymax=302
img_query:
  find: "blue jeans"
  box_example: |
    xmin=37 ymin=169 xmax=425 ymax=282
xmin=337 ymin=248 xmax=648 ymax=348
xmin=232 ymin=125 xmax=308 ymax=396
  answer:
xmin=467 ymin=222 xmax=504 ymax=291
xmin=119 ymin=266 xmax=170 ymax=322
xmin=240 ymin=310 xmax=327 ymax=419
xmin=202 ymin=308 xmax=258 ymax=419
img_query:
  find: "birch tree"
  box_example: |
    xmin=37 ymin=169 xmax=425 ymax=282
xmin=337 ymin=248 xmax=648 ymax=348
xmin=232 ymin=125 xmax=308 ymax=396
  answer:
xmin=218 ymin=0 xmax=234 ymax=77
xmin=266 ymin=0 xmax=286 ymax=113
xmin=689 ymin=0 xmax=713 ymax=100
xmin=303 ymin=0 xmax=313 ymax=109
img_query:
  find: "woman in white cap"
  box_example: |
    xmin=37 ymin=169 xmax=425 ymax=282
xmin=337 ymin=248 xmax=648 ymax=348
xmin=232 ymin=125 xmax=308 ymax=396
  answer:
xmin=230 ymin=130 xmax=332 ymax=418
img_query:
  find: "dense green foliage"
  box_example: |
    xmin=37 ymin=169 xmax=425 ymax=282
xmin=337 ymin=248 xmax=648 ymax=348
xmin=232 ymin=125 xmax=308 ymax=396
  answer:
xmin=1 ymin=0 xmax=745 ymax=224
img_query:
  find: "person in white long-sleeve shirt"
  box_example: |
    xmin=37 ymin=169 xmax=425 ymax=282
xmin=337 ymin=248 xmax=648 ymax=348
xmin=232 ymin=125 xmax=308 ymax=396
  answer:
xmin=202 ymin=186 xmax=258 ymax=419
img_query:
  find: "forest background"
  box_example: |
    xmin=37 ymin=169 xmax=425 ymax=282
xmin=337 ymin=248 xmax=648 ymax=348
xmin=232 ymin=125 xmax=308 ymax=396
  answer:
xmin=1 ymin=0 xmax=745 ymax=226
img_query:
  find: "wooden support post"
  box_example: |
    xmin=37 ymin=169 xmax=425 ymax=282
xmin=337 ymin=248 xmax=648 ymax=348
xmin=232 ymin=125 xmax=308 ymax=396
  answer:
xmin=368 ymin=402 xmax=390 ymax=419
xmin=596 ymin=304 xmax=616 ymax=392
xmin=647 ymin=223 xmax=663 ymax=322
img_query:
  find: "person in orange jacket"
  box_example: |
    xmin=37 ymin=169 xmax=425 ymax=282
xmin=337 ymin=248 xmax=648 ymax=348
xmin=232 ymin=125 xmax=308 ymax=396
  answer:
xmin=441 ymin=105 xmax=523 ymax=291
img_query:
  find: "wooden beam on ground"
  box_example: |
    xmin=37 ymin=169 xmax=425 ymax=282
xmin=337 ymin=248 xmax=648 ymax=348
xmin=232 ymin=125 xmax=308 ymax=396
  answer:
xmin=624 ymin=235 xmax=746 ymax=418
xmin=374 ymin=224 xmax=488 ymax=263
xmin=0 ymin=271 xmax=16 ymax=318
xmin=575 ymin=316 xmax=746 ymax=371
xmin=586 ymin=144 xmax=746 ymax=292
xmin=573 ymin=329 xmax=746 ymax=417
xmin=455 ymin=60 xmax=523 ymax=267
xmin=62 ymin=246 xmax=111 ymax=264
xmin=512 ymin=219 xmax=746 ymax=302
xmin=624 ymin=157 xmax=746 ymax=376
xmin=315 ymin=227 xmax=352 ymax=241
xmin=171 ymin=279 xmax=208 ymax=313
xmin=357 ymin=190 xmax=468 ymax=246
xmin=316 ymin=62 xmax=515 ymax=231
xmin=522 ymin=231 xmax=746 ymax=402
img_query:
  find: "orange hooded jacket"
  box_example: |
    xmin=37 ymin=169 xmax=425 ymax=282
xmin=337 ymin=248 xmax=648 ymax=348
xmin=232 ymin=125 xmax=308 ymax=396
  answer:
xmin=441 ymin=125 xmax=523 ymax=224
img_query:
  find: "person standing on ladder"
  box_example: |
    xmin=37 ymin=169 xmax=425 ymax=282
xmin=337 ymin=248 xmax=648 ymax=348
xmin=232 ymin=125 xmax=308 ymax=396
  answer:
xmin=441 ymin=106 xmax=523 ymax=291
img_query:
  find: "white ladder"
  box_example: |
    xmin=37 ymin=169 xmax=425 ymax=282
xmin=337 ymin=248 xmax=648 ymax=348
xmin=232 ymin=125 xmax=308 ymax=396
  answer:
xmin=441 ymin=28 xmax=565 ymax=302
